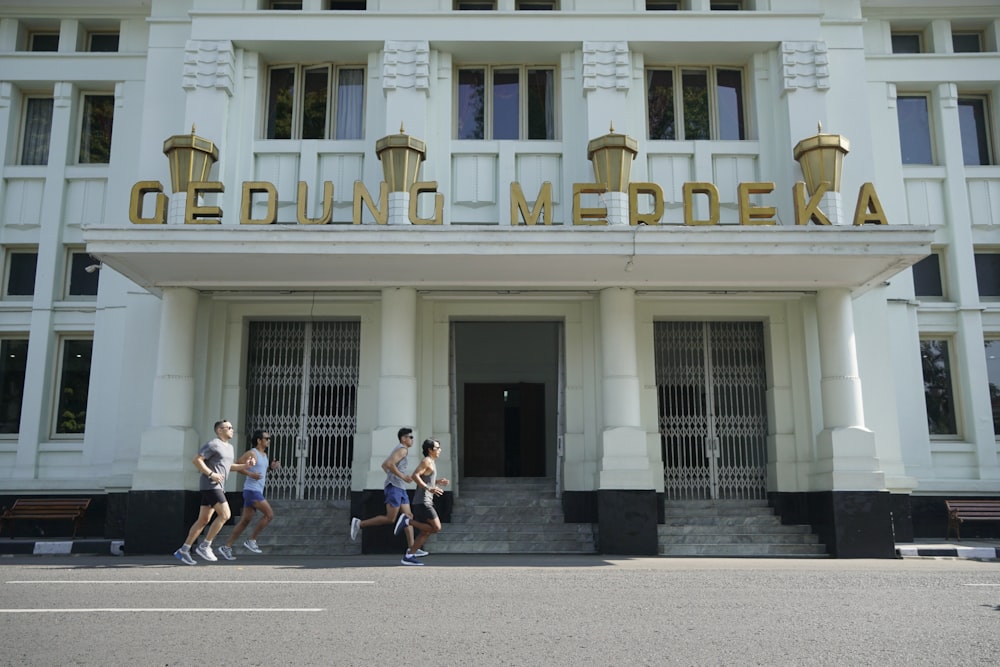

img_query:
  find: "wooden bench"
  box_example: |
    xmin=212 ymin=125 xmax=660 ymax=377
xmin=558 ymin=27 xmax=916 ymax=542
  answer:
xmin=945 ymin=499 xmax=1000 ymax=541
xmin=0 ymin=498 xmax=91 ymax=539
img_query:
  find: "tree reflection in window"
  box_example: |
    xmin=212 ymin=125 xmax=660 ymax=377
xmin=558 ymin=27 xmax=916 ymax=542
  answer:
xmin=57 ymin=339 xmax=92 ymax=434
xmin=921 ymin=339 xmax=956 ymax=435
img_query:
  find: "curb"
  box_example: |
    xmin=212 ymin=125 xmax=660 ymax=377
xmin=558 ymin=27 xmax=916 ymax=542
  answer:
xmin=896 ymin=545 xmax=1000 ymax=560
xmin=0 ymin=540 xmax=124 ymax=557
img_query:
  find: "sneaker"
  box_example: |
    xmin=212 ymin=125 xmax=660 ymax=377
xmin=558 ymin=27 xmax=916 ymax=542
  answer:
xmin=194 ymin=542 xmax=217 ymax=562
xmin=413 ymin=548 xmax=428 ymax=557
xmin=393 ymin=513 xmax=410 ymax=536
xmin=243 ymin=539 xmax=262 ymax=554
xmin=173 ymin=549 xmax=196 ymax=566
xmin=217 ymin=545 xmax=236 ymax=561
xmin=350 ymin=517 xmax=361 ymax=542
xmin=400 ymin=553 xmax=424 ymax=566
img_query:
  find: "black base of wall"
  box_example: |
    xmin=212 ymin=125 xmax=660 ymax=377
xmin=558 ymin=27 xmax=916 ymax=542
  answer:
xmin=123 ymin=489 xmax=240 ymax=555
xmin=888 ymin=493 xmax=913 ymax=543
xmin=910 ymin=495 xmax=1000 ymax=540
xmin=770 ymin=490 xmax=896 ymax=558
xmin=351 ymin=489 xmax=453 ymax=554
xmin=597 ymin=489 xmax=658 ymax=555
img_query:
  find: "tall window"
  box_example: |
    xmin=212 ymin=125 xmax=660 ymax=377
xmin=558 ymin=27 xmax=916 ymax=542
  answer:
xmin=3 ymin=250 xmax=38 ymax=297
xmin=646 ymin=67 xmax=746 ymax=140
xmin=921 ymin=339 xmax=957 ymax=436
xmin=266 ymin=65 xmax=364 ymax=140
xmin=21 ymin=97 xmax=53 ymax=165
xmin=0 ymin=338 xmax=29 ymax=434
xmin=67 ymin=251 xmax=100 ymax=298
xmin=79 ymin=94 xmax=114 ymax=164
xmin=958 ymin=96 xmax=992 ymax=166
xmin=974 ymin=253 xmax=1000 ymax=298
xmin=56 ymin=339 xmax=92 ymax=435
xmin=896 ymin=95 xmax=933 ymax=164
xmin=912 ymin=253 xmax=944 ymax=298
xmin=985 ymin=340 xmax=1000 ymax=436
xmin=457 ymin=66 xmax=555 ymax=140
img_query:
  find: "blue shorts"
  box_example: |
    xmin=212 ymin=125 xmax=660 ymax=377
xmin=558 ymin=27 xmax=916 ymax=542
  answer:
xmin=383 ymin=485 xmax=409 ymax=508
xmin=242 ymin=489 xmax=266 ymax=508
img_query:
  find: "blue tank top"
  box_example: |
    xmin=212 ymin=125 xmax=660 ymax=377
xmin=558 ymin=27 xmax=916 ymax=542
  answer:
xmin=243 ymin=449 xmax=268 ymax=493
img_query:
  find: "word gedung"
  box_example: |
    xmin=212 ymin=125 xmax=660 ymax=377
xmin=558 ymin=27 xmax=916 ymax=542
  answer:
xmin=128 ymin=178 xmax=889 ymax=227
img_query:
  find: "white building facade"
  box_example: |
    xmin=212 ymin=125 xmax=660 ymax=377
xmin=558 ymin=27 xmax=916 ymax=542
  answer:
xmin=0 ymin=0 xmax=997 ymax=557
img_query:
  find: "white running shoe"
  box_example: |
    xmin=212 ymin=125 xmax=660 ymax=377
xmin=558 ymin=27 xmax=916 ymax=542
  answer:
xmin=194 ymin=542 xmax=217 ymax=562
xmin=413 ymin=549 xmax=428 ymax=557
xmin=350 ymin=517 xmax=361 ymax=542
xmin=217 ymin=545 xmax=236 ymax=561
xmin=173 ymin=549 xmax=196 ymax=565
xmin=243 ymin=539 xmax=262 ymax=553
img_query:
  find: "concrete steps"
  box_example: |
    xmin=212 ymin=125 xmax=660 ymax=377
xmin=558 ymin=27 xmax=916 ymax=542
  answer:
xmin=216 ymin=499 xmax=359 ymax=557
xmin=658 ymin=500 xmax=828 ymax=558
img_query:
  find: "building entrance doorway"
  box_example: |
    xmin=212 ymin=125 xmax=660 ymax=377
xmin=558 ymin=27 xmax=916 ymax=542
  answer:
xmin=655 ymin=321 xmax=768 ymax=500
xmin=452 ymin=321 xmax=561 ymax=481
xmin=243 ymin=320 xmax=359 ymax=501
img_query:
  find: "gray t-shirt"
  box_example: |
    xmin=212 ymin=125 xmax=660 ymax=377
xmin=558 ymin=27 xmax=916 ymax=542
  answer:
xmin=198 ymin=437 xmax=234 ymax=491
xmin=384 ymin=444 xmax=409 ymax=489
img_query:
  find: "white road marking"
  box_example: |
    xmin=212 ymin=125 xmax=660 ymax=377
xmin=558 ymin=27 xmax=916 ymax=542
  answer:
xmin=962 ymin=583 xmax=1000 ymax=586
xmin=6 ymin=580 xmax=373 ymax=585
xmin=0 ymin=608 xmax=323 ymax=613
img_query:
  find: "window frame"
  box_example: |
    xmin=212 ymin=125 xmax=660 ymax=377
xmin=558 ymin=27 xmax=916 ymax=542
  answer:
xmin=3 ymin=248 xmax=38 ymax=299
xmin=985 ymin=338 xmax=1000 ymax=438
xmin=646 ymin=1 xmax=681 ymax=9
xmin=645 ymin=65 xmax=748 ymax=141
xmin=891 ymin=32 xmax=924 ymax=54
xmin=455 ymin=1 xmax=496 ymax=9
xmin=974 ymin=251 xmax=1000 ymax=300
xmin=920 ymin=337 xmax=960 ymax=438
xmin=268 ymin=1 xmax=303 ymax=9
xmin=77 ymin=92 xmax=115 ymax=165
xmin=65 ymin=250 xmax=100 ymax=299
xmin=18 ymin=94 xmax=54 ymax=166
xmin=896 ymin=93 xmax=935 ymax=165
xmin=454 ymin=64 xmax=558 ymax=141
xmin=957 ymin=94 xmax=994 ymax=166
xmin=952 ymin=31 xmax=983 ymax=53
xmin=516 ymin=1 xmax=558 ymax=9
xmin=87 ymin=32 xmax=119 ymax=53
xmin=0 ymin=336 xmax=29 ymax=437
xmin=52 ymin=336 xmax=93 ymax=438
xmin=28 ymin=32 xmax=59 ymax=52
xmin=264 ymin=63 xmax=366 ymax=140
xmin=912 ymin=251 xmax=945 ymax=300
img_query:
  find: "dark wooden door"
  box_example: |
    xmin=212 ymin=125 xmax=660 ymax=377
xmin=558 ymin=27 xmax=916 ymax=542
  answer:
xmin=463 ymin=382 xmax=545 ymax=477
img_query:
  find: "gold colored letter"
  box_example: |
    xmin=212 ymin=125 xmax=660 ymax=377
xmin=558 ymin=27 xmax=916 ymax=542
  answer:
xmin=129 ymin=181 xmax=167 ymax=224
xmin=738 ymin=182 xmax=776 ymax=225
xmin=853 ymin=182 xmax=889 ymax=225
xmin=353 ymin=181 xmax=388 ymax=225
xmin=628 ymin=182 xmax=664 ymax=226
xmin=409 ymin=181 xmax=444 ymax=225
xmin=185 ymin=181 xmax=224 ymax=224
xmin=683 ymin=182 xmax=720 ymax=226
xmin=240 ymin=181 xmax=277 ymax=225
xmin=511 ymin=181 xmax=553 ymax=226
xmin=573 ymin=183 xmax=608 ymax=225
xmin=793 ymin=181 xmax=831 ymax=226
xmin=297 ymin=181 xmax=334 ymax=225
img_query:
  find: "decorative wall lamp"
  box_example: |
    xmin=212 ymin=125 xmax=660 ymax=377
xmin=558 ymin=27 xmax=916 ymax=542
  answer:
xmin=793 ymin=123 xmax=850 ymax=225
xmin=161 ymin=126 xmax=221 ymax=224
xmin=586 ymin=124 xmax=638 ymax=225
xmin=376 ymin=124 xmax=441 ymax=225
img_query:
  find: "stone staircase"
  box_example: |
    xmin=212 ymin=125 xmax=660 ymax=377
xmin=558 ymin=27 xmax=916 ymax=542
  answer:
xmin=658 ymin=499 xmax=827 ymax=557
xmin=430 ymin=477 xmax=596 ymax=554
xmin=217 ymin=498 xmax=360 ymax=557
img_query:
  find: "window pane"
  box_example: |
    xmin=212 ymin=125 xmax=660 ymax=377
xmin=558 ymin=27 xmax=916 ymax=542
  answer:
xmin=5 ymin=252 xmax=37 ymax=296
xmin=79 ymin=95 xmax=114 ymax=164
xmin=68 ymin=253 xmax=100 ymax=297
xmin=29 ymin=33 xmax=59 ymax=52
xmin=646 ymin=1 xmax=680 ymax=9
xmin=647 ymin=69 xmax=675 ymax=140
xmin=88 ymin=33 xmax=119 ymax=52
xmin=974 ymin=253 xmax=1000 ymax=297
xmin=985 ymin=340 xmax=1000 ymax=436
xmin=891 ymin=33 xmax=922 ymax=54
xmin=457 ymin=69 xmax=485 ymax=139
xmin=302 ymin=67 xmax=329 ymax=140
xmin=56 ymin=339 xmax=92 ymax=435
xmin=921 ymin=339 xmax=957 ymax=435
xmin=492 ymin=68 xmax=520 ymax=140
xmin=267 ymin=67 xmax=295 ymax=140
xmin=22 ymin=98 xmax=53 ymax=165
xmin=681 ymin=69 xmax=710 ymax=140
xmin=897 ymin=96 xmax=933 ymax=165
xmin=912 ymin=254 xmax=943 ymax=297
xmin=335 ymin=68 xmax=364 ymax=140
xmin=526 ymin=69 xmax=553 ymax=140
xmin=958 ymin=98 xmax=990 ymax=166
xmin=0 ymin=339 xmax=29 ymax=434
xmin=952 ymin=33 xmax=982 ymax=53
xmin=717 ymin=69 xmax=745 ymax=140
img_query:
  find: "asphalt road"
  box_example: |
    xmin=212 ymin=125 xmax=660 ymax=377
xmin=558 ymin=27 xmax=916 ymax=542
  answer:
xmin=0 ymin=553 xmax=997 ymax=666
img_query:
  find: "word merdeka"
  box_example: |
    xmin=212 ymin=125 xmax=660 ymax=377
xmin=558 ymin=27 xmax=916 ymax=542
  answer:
xmin=128 ymin=179 xmax=888 ymax=227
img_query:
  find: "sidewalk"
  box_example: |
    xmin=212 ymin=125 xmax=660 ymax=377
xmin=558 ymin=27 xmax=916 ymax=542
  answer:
xmin=894 ymin=537 xmax=1000 ymax=560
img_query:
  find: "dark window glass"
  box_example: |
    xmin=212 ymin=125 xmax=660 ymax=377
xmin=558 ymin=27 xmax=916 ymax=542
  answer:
xmin=5 ymin=253 xmax=37 ymax=297
xmin=717 ymin=69 xmax=745 ymax=140
xmin=0 ymin=339 xmax=29 ymax=434
xmin=527 ymin=69 xmax=553 ymax=140
xmin=517 ymin=1 xmax=557 ymax=9
xmin=891 ymin=33 xmax=922 ymax=54
xmin=456 ymin=1 xmax=496 ymax=9
xmin=68 ymin=253 xmax=100 ymax=297
xmin=646 ymin=1 xmax=680 ymax=9
xmin=647 ymin=69 xmax=675 ymax=140
xmin=88 ymin=33 xmax=119 ymax=52
xmin=958 ymin=97 xmax=991 ymax=166
xmin=493 ymin=69 xmax=520 ymax=140
xmin=952 ymin=33 xmax=982 ymax=53
xmin=29 ymin=33 xmax=59 ymax=52
xmin=302 ymin=67 xmax=329 ymax=140
xmin=985 ymin=340 xmax=1000 ymax=436
xmin=269 ymin=1 xmax=303 ymax=8
xmin=21 ymin=98 xmax=53 ymax=166
xmin=457 ymin=69 xmax=486 ymax=140
xmin=711 ymin=2 xmax=743 ymax=9
xmin=974 ymin=253 xmax=1000 ymax=297
xmin=79 ymin=95 xmax=114 ymax=164
xmin=267 ymin=67 xmax=295 ymax=139
xmin=897 ymin=96 xmax=933 ymax=164
xmin=921 ymin=339 xmax=957 ymax=435
xmin=912 ymin=254 xmax=943 ymax=297
xmin=682 ymin=69 xmax=710 ymax=140
xmin=56 ymin=340 xmax=92 ymax=434
xmin=329 ymin=1 xmax=367 ymax=8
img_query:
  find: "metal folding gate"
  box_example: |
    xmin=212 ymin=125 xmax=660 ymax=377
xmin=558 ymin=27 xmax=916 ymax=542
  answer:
xmin=244 ymin=320 xmax=359 ymax=500
xmin=655 ymin=321 xmax=767 ymax=500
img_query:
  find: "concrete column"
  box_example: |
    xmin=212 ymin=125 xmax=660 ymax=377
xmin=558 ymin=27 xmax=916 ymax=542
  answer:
xmin=811 ymin=288 xmax=884 ymax=491
xmin=133 ymin=287 xmax=201 ymax=490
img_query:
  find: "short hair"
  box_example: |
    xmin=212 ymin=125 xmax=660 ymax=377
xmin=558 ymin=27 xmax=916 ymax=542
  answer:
xmin=422 ymin=439 xmax=439 ymax=456
xmin=250 ymin=429 xmax=266 ymax=447
xmin=398 ymin=426 xmax=413 ymax=441
xmin=214 ymin=420 xmax=229 ymax=432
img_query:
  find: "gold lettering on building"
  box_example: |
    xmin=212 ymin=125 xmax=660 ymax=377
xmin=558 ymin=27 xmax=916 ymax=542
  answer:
xmin=511 ymin=182 xmax=553 ymax=226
